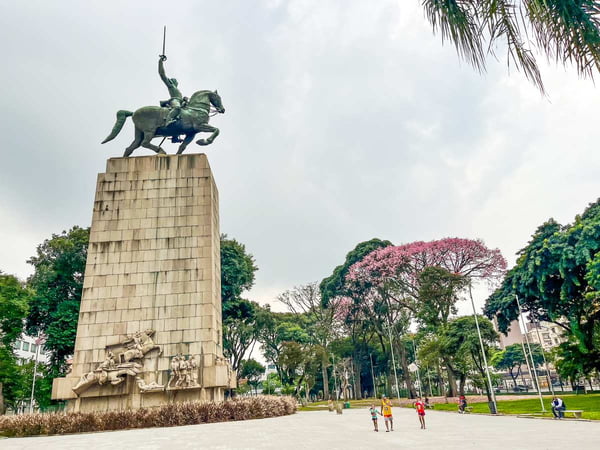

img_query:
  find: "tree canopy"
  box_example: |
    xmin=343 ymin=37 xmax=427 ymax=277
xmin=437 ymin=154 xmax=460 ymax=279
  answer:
xmin=485 ymin=198 xmax=600 ymax=374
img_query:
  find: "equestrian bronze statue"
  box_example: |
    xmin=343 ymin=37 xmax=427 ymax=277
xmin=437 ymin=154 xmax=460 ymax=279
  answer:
xmin=101 ymin=56 xmax=225 ymax=157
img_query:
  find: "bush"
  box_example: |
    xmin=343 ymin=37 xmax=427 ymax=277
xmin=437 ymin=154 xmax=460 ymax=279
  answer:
xmin=0 ymin=395 xmax=296 ymax=437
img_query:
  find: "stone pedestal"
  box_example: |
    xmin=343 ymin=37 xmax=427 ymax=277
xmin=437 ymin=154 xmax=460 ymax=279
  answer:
xmin=52 ymin=154 xmax=235 ymax=412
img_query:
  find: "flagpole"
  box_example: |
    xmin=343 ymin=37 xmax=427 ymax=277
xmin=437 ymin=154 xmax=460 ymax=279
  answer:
xmin=516 ymin=295 xmax=546 ymax=411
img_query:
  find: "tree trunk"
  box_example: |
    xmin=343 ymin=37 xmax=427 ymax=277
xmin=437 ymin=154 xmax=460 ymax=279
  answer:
xmin=398 ymin=342 xmax=417 ymax=398
xmin=459 ymin=374 xmax=466 ymax=396
xmin=444 ymin=361 xmax=458 ymax=397
xmin=321 ymin=358 xmax=330 ymax=399
xmin=353 ymin=357 xmax=363 ymax=399
xmin=436 ymin=364 xmax=445 ymax=396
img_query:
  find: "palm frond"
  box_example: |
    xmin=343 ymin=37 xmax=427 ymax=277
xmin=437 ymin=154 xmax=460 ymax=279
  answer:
xmin=422 ymin=0 xmax=487 ymax=72
xmin=525 ymin=0 xmax=600 ymax=78
xmin=423 ymin=0 xmax=600 ymax=92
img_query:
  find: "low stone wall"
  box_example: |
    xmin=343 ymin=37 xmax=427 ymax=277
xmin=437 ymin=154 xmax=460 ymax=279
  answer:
xmin=0 ymin=396 xmax=296 ymax=437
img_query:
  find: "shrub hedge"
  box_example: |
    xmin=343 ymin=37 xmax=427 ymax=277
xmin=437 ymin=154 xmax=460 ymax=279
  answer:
xmin=0 ymin=395 xmax=297 ymax=437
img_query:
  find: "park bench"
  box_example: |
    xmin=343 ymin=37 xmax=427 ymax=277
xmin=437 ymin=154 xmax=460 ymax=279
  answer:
xmin=563 ymin=410 xmax=584 ymax=419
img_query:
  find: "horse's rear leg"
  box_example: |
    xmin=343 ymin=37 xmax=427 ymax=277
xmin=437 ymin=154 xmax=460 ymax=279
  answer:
xmin=140 ymin=130 xmax=166 ymax=154
xmin=176 ymin=134 xmax=195 ymax=155
xmin=124 ymin=128 xmax=143 ymax=157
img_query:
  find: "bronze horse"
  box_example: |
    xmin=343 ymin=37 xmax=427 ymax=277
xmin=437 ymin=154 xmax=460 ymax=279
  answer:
xmin=101 ymin=90 xmax=225 ymax=157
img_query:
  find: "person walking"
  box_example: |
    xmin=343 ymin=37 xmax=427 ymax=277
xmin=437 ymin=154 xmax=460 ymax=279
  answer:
xmin=551 ymin=396 xmax=566 ymax=419
xmin=381 ymin=395 xmax=394 ymax=432
xmin=414 ymin=397 xmax=426 ymax=429
xmin=369 ymin=404 xmax=382 ymax=432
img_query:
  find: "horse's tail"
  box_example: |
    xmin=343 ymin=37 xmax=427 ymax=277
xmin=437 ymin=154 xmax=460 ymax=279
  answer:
xmin=101 ymin=110 xmax=133 ymax=144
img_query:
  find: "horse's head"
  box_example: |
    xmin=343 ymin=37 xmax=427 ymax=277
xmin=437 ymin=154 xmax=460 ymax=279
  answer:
xmin=209 ymin=90 xmax=225 ymax=114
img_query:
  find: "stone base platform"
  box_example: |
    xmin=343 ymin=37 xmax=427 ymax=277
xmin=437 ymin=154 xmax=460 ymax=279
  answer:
xmin=52 ymin=154 xmax=235 ymax=413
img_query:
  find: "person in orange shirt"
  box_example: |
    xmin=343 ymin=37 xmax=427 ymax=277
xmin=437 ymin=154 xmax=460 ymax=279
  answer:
xmin=380 ymin=395 xmax=394 ymax=432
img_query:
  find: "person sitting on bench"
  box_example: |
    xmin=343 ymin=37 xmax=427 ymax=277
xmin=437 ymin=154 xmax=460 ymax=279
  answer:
xmin=551 ymin=396 xmax=565 ymax=419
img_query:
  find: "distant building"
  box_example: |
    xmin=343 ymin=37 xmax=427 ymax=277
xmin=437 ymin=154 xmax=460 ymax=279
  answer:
xmin=494 ymin=319 xmax=523 ymax=349
xmin=12 ymin=335 xmax=49 ymax=365
xmin=525 ymin=321 xmax=566 ymax=352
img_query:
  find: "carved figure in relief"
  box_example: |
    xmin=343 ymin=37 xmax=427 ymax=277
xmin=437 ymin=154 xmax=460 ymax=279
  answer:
xmin=189 ymin=356 xmax=198 ymax=385
xmin=120 ymin=329 xmax=160 ymax=363
xmin=73 ymin=362 xmax=142 ymax=396
xmin=168 ymin=355 xmax=200 ymax=389
xmin=72 ymin=329 xmax=161 ymax=396
xmin=136 ymin=377 xmax=165 ymax=393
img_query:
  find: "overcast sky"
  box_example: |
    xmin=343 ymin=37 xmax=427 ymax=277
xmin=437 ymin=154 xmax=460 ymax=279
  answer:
xmin=1 ymin=0 xmax=599 ymax=315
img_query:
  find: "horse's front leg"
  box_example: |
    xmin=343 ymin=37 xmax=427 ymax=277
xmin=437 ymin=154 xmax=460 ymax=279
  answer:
xmin=176 ymin=134 xmax=195 ymax=155
xmin=195 ymin=124 xmax=219 ymax=146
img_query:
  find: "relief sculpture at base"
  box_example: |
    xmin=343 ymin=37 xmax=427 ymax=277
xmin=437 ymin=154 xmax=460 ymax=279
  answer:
xmin=72 ymin=330 xmax=161 ymax=396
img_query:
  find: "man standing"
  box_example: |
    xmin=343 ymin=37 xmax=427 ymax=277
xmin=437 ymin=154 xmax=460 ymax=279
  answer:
xmin=551 ymin=396 xmax=566 ymax=419
xmin=381 ymin=395 xmax=394 ymax=432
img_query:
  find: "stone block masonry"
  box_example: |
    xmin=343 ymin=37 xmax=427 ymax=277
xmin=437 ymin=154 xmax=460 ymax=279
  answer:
xmin=52 ymin=154 xmax=233 ymax=412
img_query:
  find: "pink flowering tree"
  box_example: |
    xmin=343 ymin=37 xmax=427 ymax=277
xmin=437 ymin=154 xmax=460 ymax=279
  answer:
xmin=344 ymin=238 xmax=506 ymax=397
xmin=347 ymin=238 xmax=506 ymax=306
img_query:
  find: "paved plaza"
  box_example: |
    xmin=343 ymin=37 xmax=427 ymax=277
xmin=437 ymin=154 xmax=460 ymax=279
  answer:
xmin=2 ymin=407 xmax=599 ymax=450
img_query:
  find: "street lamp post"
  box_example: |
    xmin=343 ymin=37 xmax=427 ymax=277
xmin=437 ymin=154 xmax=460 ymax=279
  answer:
xmin=468 ymin=284 xmax=497 ymax=414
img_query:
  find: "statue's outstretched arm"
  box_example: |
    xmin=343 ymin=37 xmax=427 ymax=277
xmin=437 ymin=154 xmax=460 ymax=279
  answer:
xmin=158 ymin=57 xmax=171 ymax=87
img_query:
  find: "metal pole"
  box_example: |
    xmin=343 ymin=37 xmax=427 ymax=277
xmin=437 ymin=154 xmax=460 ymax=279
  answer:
xmin=29 ymin=341 xmax=40 ymax=414
xmin=386 ymin=320 xmax=400 ymax=399
xmin=532 ymin=319 xmax=555 ymax=396
xmin=468 ymin=284 xmax=497 ymax=414
xmin=412 ymin=338 xmax=423 ymax=397
xmin=516 ymin=295 xmax=546 ymax=411
xmin=369 ymin=353 xmax=377 ymax=398
xmin=332 ymin=355 xmax=338 ymax=400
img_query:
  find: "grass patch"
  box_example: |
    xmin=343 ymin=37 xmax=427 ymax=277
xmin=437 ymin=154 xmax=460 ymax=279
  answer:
xmin=431 ymin=394 xmax=600 ymax=420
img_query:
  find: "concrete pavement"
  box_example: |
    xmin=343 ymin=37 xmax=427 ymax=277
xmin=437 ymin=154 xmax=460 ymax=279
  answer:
xmin=2 ymin=406 xmax=599 ymax=449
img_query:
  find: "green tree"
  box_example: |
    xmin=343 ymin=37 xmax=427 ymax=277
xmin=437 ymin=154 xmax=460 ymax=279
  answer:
xmin=278 ymin=282 xmax=340 ymax=400
xmin=220 ymin=235 xmax=260 ymax=379
xmin=239 ymin=358 xmax=265 ymax=395
xmin=0 ymin=273 xmax=31 ymax=413
xmin=257 ymin=309 xmax=310 ymax=372
xmin=445 ymin=315 xmax=499 ymax=401
xmin=485 ymin=199 xmax=600 ymax=375
xmin=423 ymin=1 xmax=600 ymax=93
xmin=220 ymin=234 xmax=258 ymax=320
xmin=319 ymin=238 xmax=393 ymax=399
xmin=261 ymin=372 xmax=282 ymax=395
xmin=0 ymin=273 xmax=31 ymax=347
xmin=319 ymin=238 xmax=392 ymax=307
xmin=491 ymin=343 xmax=544 ymax=387
xmin=26 ymin=226 xmax=89 ymax=375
